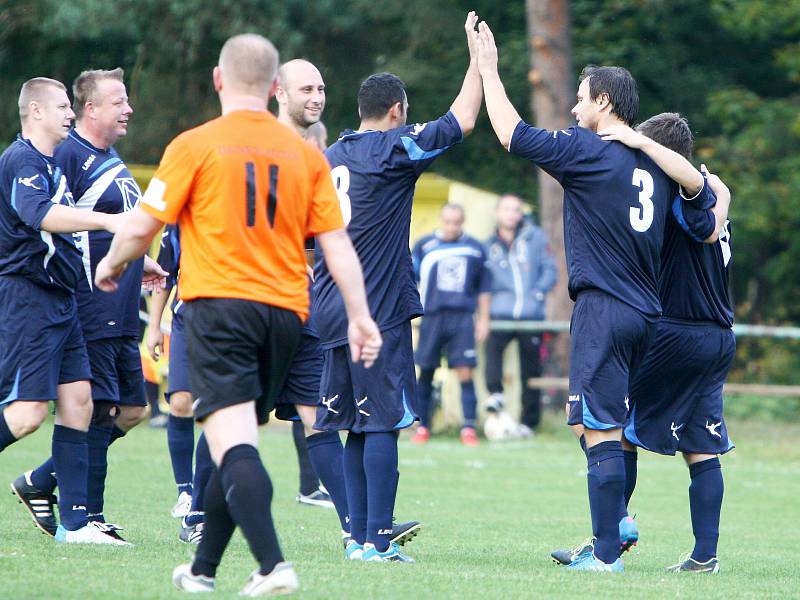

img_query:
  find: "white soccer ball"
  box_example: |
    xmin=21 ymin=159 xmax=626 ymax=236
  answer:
xmin=483 ymin=410 xmax=522 ymax=442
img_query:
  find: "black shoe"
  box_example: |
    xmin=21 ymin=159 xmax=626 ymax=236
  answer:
xmin=11 ymin=471 xmax=58 ymax=536
xmin=296 ymin=487 xmax=335 ymax=509
xmin=179 ymin=518 xmax=204 ymax=544
xmin=391 ymin=520 xmax=422 ymax=546
xmin=666 ymin=555 xmax=719 ymax=573
xmin=551 ymin=537 xmax=595 ymax=565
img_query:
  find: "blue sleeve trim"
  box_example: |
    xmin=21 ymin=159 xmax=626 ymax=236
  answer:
xmin=671 ymin=197 xmax=706 ymax=243
xmin=400 ymin=136 xmax=451 ymax=161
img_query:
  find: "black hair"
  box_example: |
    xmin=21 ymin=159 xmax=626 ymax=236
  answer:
xmin=579 ymin=65 xmax=639 ymax=126
xmin=357 ymin=72 xmax=406 ymax=120
xmin=636 ymin=112 xmax=693 ymax=159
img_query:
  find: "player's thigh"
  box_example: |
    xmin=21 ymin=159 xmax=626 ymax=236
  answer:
xmin=85 ymin=338 xmax=122 ymax=403
xmin=444 ymin=312 xmax=478 ymax=370
xmin=255 ymin=304 xmax=303 ymax=424
xmin=112 ymin=337 xmax=146 ymax=430
xmin=351 ymin=321 xmax=417 ymax=433
xmin=415 ymin=314 xmax=447 ymax=370
xmin=273 ymin=334 xmax=321 ymax=423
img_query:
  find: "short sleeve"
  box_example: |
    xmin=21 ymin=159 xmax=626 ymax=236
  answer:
xmin=11 ymin=162 xmax=58 ymax=231
xmin=156 ymin=225 xmax=180 ymax=289
xmin=508 ymin=122 xmax=583 ymax=182
xmin=671 ymin=193 xmax=716 ymax=243
xmin=396 ymin=112 xmax=464 ymax=174
xmin=305 ymin=149 xmax=345 ymax=237
xmin=679 ymin=175 xmax=716 ymax=210
xmin=140 ymin=135 xmax=197 ymax=224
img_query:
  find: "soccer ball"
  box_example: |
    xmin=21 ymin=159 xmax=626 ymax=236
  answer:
xmin=483 ymin=410 xmax=525 ymax=442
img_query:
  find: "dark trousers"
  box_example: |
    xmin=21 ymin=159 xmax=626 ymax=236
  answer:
xmin=484 ymin=330 xmax=542 ymax=428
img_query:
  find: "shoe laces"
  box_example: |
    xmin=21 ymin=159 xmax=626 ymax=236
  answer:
xmin=571 ymin=536 xmax=595 ymax=556
xmin=89 ymin=521 xmax=124 ymax=532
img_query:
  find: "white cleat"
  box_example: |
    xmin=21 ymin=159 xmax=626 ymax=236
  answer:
xmin=173 ymin=563 xmax=215 ymax=593
xmin=239 ymin=562 xmax=299 ymax=597
xmin=54 ymin=522 xmax=131 ymax=546
xmin=171 ymin=491 xmax=193 ymax=518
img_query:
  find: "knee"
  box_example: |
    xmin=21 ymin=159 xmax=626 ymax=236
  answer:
xmin=454 ymin=367 xmax=473 ymax=383
xmin=116 ymin=405 xmax=147 ymax=431
xmin=91 ymin=400 xmax=117 ymax=429
xmin=169 ymin=392 xmax=194 ymax=417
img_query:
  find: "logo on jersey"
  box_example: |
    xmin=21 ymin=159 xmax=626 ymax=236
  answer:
xmin=82 ymin=154 xmax=96 ymax=171
xmin=18 ymin=174 xmax=42 ymax=190
xmin=115 ymin=177 xmax=142 ymax=211
xmin=705 ymin=420 xmax=722 ymax=438
xmin=411 ymin=123 xmax=427 ymax=136
xmin=356 ymin=396 xmax=370 ymax=417
xmin=624 ymin=395 xmax=630 ymax=411
xmin=670 ymin=421 xmax=684 ymax=441
xmin=321 ymin=394 xmax=340 ymax=414
xmin=436 ymin=256 xmax=467 ymax=293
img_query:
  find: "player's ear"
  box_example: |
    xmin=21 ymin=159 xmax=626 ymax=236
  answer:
xmin=212 ymin=66 xmax=223 ymax=93
xmin=596 ymin=92 xmax=611 ymax=111
xmin=268 ymin=78 xmax=279 ymax=100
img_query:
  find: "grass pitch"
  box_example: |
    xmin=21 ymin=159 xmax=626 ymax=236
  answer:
xmin=0 ymin=414 xmax=798 ymax=599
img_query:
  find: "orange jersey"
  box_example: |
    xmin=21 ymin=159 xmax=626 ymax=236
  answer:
xmin=140 ymin=110 xmax=343 ymax=319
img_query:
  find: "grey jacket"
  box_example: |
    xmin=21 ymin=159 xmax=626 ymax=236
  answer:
xmin=484 ymin=218 xmax=558 ymax=320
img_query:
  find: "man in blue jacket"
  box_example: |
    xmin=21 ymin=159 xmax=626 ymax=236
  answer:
xmin=484 ymin=194 xmax=557 ymax=432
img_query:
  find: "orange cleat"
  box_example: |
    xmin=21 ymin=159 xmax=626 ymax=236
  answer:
xmin=411 ymin=426 xmax=430 ymax=444
xmin=460 ymin=427 xmax=479 ymax=447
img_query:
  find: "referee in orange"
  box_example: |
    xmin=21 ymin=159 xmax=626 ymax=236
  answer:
xmin=95 ymin=33 xmax=381 ymax=597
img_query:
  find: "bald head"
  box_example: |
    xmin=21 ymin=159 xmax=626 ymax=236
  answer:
xmin=276 ymin=58 xmax=326 ymax=132
xmin=18 ymin=77 xmax=67 ymax=121
xmin=218 ymin=34 xmax=279 ymax=97
xmin=278 ymin=59 xmax=321 ymax=89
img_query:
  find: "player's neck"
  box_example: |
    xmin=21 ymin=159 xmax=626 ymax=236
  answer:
xmin=277 ymin=113 xmax=307 ymax=138
xmin=220 ymin=92 xmax=269 ymax=115
xmin=498 ymin=225 xmax=516 ymax=244
xmin=358 ymin=116 xmax=395 ymax=132
xmin=594 ymin=113 xmax=627 ymax=132
xmin=20 ymin=126 xmax=58 ymax=157
xmin=74 ymin=123 xmax=112 ymax=151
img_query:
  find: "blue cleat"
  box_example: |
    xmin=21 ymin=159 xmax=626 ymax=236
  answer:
xmin=345 ymin=539 xmax=364 ymax=560
xmin=362 ymin=542 xmax=415 ymax=563
xmin=566 ymin=552 xmax=624 ymax=573
xmin=619 ymin=516 xmax=639 ymax=553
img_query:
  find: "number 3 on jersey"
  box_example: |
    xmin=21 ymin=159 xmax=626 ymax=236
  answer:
xmin=331 ymin=165 xmax=351 ymax=225
xmin=630 ymin=168 xmax=654 ymax=232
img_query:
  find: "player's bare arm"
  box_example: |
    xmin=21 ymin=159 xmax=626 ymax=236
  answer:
xmin=475 ymin=21 xmax=522 ymax=149
xmin=598 ymin=125 xmax=705 ymax=195
xmin=701 ymin=165 xmax=731 ymax=244
xmin=95 ymin=206 xmax=163 ymax=292
xmin=316 ymin=228 xmax=382 ymax=367
xmin=39 ymin=204 xmax=124 ymax=234
xmin=448 ymin=11 xmax=483 ymax=136
xmin=146 ymin=285 xmax=171 ymax=360
xmin=475 ymin=292 xmax=491 ymax=343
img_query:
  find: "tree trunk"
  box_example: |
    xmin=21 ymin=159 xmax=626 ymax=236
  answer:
xmin=526 ymin=0 xmax=574 ymax=391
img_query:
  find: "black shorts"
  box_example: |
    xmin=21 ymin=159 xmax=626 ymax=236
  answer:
xmin=184 ymin=298 xmax=302 ymax=425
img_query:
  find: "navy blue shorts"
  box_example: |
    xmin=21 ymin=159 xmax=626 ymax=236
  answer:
xmin=415 ymin=311 xmax=477 ymax=369
xmin=167 ymin=312 xmax=191 ymax=398
xmin=0 ymin=277 xmax=91 ymax=403
xmin=274 ymin=334 xmax=323 ymax=421
xmin=624 ymin=318 xmax=736 ymax=456
xmin=315 ymin=321 xmax=417 ymax=433
xmin=567 ymin=290 xmax=656 ymax=430
xmin=86 ymin=336 xmax=146 ymax=406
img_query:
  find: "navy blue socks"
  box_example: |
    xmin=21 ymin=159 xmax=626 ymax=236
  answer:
xmin=0 ymin=412 xmax=17 ymax=453
xmin=86 ymin=421 xmax=113 ymax=518
xmin=343 ymin=432 xmax=368 ymax=544
xmin=460 ymin=380 xmax=477 ymax=429
xmin=307 ymin=430 xmax=349 ymax=531
xmin=689 ymin=457 xmax=723 ymax=562
xmin=586 ymin=440 xmax=626 ymax=564
xmin=192 ymin=468 xmax=234 ymax=578
xmin=292 ymin=420 xmax=318 ymax=496
xmin=52 ymin=425 xmax=88 ymax=531
xmin=623 ymin=450 xmax=638 ymax=510
xmin=186 ymin=432 xmax=213 ymax=526
xmin=416 ymin=369 xmax=435 ymax=428
xmin=363 ymin=431 xmax=399 ymax=552
xmin=167 ymin=414 xmax=195 ymax=496
xmin=31 ymin=457 xmax=57 ymax=492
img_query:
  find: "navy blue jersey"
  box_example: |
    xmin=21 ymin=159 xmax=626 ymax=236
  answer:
xmin=411 ymin=232 xmax=491 ymax=314
xmin=510 ymin=123 xmax=678 ymax=318
xmin=0 ymin=136 xmax=82 ymax=292
xmin=55 ymin=130 xmax=144 ymax=340
xmin=156 ymin=223 xmax=185 ymax=317
xmin=661 ymin=183 xmax=734 ymax=328
xmin=312 ymin=112 xmax=464 ymax=348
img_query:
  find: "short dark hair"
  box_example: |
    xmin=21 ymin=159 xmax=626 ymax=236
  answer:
xmin=636 ymin=112 xmax=693 ymax=159
xmin=579 ymin=65 xmax=638 ymax=126
xmin=357 ymin=73 xmax=406 ymax=121
xmin=72 ymin=68 xmax=124 ymax=119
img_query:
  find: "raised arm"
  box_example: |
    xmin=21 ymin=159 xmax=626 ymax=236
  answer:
xmin=475 ymin=21 xmax=522 ymax=149
xmin=449 ymin=12 xmax=484 ymax=136
xmin=702 ymin=166 xmax=731 ymax=244
xmin=598 ymin=125 xmax=704 ymax=196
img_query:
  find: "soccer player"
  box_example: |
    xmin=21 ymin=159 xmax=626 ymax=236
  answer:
xmin=11 ymin=68 xmax=167 ymax=543
xmin=410 ymin=202 xmax=492 ymax=446
xmin=475 ymin=22 xmax=714 ymax=571
xmin=94 ymin=34 xmax=382 ymax=595
xmin=312 ymin=12 xmax=483 ymax=562
xmin=0 ymin=77 xmax=127 ymax=545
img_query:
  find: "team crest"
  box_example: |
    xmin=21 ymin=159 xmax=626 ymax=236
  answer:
xmin=115 ymin=177 xmax=142 ymax=211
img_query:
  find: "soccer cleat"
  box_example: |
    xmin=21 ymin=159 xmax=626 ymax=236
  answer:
xmin=149 ymin=414 xmax=169 ymax=428
xmin=10 ymin=471 xmax=58 ymax=536
xmin=171 ymin=491 xmax=193 ymax=518
xmin=88 ymin=520 xmax=129 ymax=543
xmin=666 ymin=555 xmax=720 ymax=574
xmin=172 ymin=563 xmax=215 ymax=593
xmin=345 ymin=539 xmax=364 ymax=560
xmin=485 ymin=393 xmax=505 ymax=413
xmin=179 ymin=518 xmax=204 ymax=544
xmin=296 ymin=487 xmax=335 ymax=509
xmin=54 ymin=521 xmax=132 ymax=546
xmin=551 ymin=537 xmax=595 ymax=566
xmin=460 ymin=427 xmax=479 ymax=447
xmin=390 ymin=520 xmax=422 ymax=546
xmin=565 ymin=552 xmax=624 ymax=573
xmin=239 ymin=562 xmax=299 ymax=597
xmin=618 ymin=515 xmax=639 ymax=553
xmin=362 ymin=542 xmax=415 ymax=563
xmin=411 ymin=426 xmax=430 ymax=444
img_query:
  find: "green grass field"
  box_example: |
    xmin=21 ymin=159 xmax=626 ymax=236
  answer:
xmin=0 ymin=414 xmax=798 ymax=599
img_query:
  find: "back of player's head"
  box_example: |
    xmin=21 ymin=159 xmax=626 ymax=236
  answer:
xmin=578 ymin=65 xmax=638 ymax=126
xmin=357 ymin=73 xmax=406 ymax=121
xmin=636 ymin=112 xmax=693 ymax=159
xmin=219 ymin=34 xmax=279 ymax=96
xmin=72 ymin=68 xmax=124 ymax=119
xmin=18 ymin=77 xmax=67 ymax=120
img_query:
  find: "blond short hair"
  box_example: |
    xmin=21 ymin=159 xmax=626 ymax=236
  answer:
xmin=18 ymin=77 xmax=66 ymax=120
xmin=219 ymin=34 xmax=279 ymax=96
xmin=72 ymin=68 xmax=124 ymax=119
